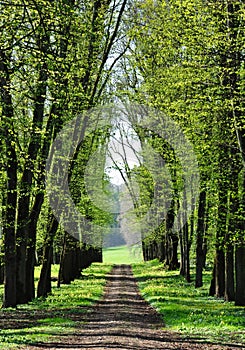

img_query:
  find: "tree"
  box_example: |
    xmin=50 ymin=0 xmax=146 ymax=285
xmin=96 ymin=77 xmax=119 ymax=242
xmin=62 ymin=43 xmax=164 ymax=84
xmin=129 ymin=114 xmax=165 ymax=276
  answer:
xmin=0 ymin=49 xmax=18 ymax=307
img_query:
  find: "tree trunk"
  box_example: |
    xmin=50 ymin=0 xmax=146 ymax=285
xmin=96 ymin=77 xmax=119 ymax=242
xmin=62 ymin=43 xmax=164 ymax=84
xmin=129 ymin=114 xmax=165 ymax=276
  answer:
xmin=166 ymin=200 xmax=178 ymax=270
xmin=158 ymin=235 xmax=165 ymax=262
xmin=16 ymin=60 xmax=48 ymax=304
xmin=183 ymin=222 xmax=191 ymax=283
xmin=215 ymin=249 xmax=225 ymax=298
xmin=181 ymin=187 xmax=190 ymax=282
xmin=195 ymin=190 xmax=206 ymax=288
xmin=0 ymin=261 xmax=4 ymax=285
xmin=1 ymin=52 xmax=18 ymax=308
xmin=3 ymin=154 xmax=17 ymax=308
xmin=235 ymin=245 xmax=245 ymax=306
xmin=25 ymin=193 xmax=45 ymax=301
xmin=234 ymin=167 xmax=245 ymax=306
xmin=209 ymin=260 xmax=216 ymax=297
xmin=224 ymin=161 xmax=239 ymax=302
xmin=58 ymin=232 xmax=77 ymax=286
xmin=215 ymin=178 xmax=228 ymax=298
xmin=142 ymin=241 xmax=147 ymax=261
xmin=37 ymin=214 xmax=59 ymax=298
xmin=224 ymin=245 xmax=235 ymax=301
xmin=179 ymin=226 xmax=185 ymax=276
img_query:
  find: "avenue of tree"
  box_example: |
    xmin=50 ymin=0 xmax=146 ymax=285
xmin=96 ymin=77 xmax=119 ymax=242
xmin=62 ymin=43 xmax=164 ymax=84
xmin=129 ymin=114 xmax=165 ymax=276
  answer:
xmin=0 ymin=0 xmax=244 ymax=308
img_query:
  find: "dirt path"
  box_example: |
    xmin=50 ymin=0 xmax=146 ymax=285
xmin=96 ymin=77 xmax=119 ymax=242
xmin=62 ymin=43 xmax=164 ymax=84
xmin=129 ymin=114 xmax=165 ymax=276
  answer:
xmin=25 ymin=265 xmax=243 ymax=350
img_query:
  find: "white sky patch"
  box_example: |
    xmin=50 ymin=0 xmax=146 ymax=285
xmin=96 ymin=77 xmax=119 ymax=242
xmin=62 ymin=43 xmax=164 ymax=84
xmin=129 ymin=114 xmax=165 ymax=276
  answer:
xmin=105 ymin=118 xmax=142 ymax=185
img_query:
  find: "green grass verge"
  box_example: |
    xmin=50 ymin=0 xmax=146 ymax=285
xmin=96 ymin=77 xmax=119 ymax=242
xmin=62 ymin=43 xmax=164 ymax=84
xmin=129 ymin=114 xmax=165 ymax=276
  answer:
xmin=0 ymin=263 xmax=112 ymax=349
xmin=132 ymin=260 xmax=245 ymax=346
xmin=103 ymin=244 xmax=143 ymax=264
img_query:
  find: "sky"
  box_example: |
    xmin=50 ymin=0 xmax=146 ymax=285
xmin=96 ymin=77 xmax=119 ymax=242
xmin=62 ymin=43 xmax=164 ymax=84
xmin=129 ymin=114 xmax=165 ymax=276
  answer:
xmin=105 ymin=118 xmax=142 ymax=185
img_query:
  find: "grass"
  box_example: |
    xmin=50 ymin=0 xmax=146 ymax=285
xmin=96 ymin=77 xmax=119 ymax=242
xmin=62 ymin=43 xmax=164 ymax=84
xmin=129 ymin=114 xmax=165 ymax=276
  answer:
xmin=0 ymin=263 xmax=112 ymax=349
xmin=103 ymin=244 xmax=143 ymax=264
xmin=132 ymin=260 xmax=245 ymax=346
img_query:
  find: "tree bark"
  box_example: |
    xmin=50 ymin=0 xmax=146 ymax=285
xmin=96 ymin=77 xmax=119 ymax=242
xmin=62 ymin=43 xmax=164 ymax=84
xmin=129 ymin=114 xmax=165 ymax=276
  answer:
xmin=235 ymin=169 xmax=245 ymax=306
xmin=195 ymin=190 xmax=206 ymax=288
xmin=1 ymin=50 xmax=18 ymax=308
xmin=215 ymin=167 xmax=229 ymax=298
xmin=215 ymin=249 xmax=225 ymax=298
xmin=235 ymin=245 xmax=245 ymax=306
xmin=209 ymin=260 xmax=216 ymax=297
xmin=37 ymin=214 xmax=59 ymax=298
xmin=224 ymin=245 xmax=235 ymax=301
xmin=16 ymin=60 xmax=48 ymax=304
xmin=25 ymin=193 xmax=45 ymax=301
